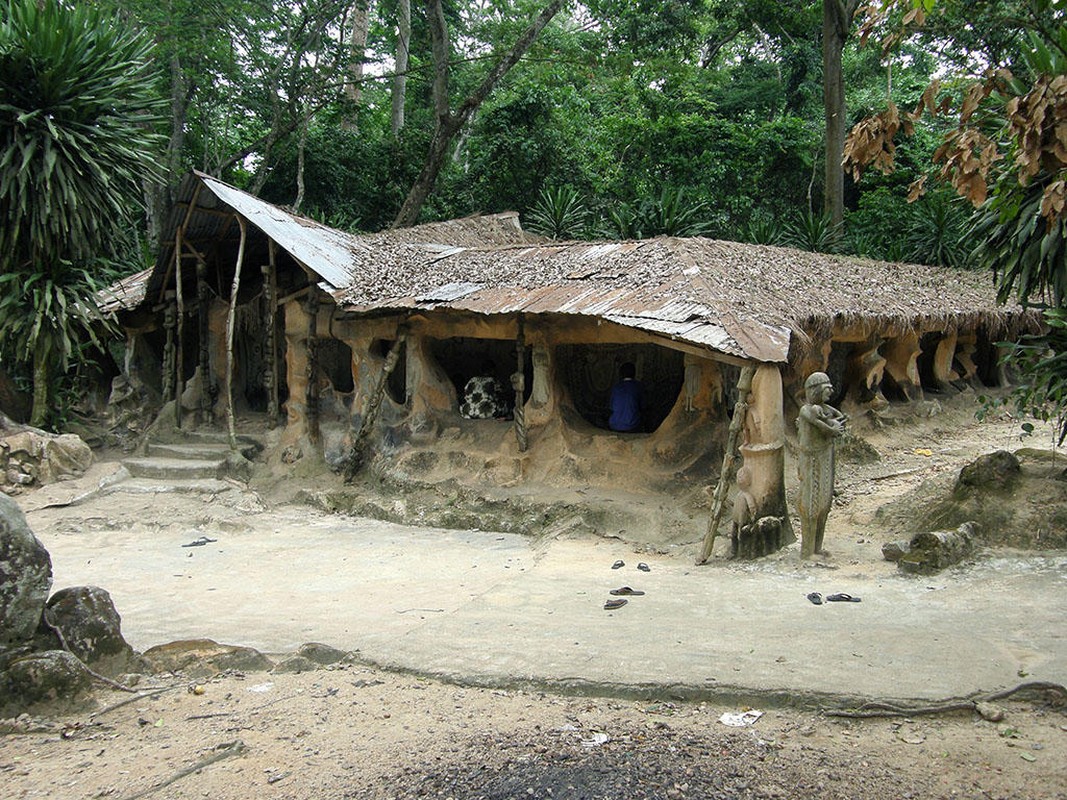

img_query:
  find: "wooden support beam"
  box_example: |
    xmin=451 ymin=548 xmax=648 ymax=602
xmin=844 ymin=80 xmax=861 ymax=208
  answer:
xmin=513 ymin=315 xmax=528 ymax=452
xmin=225 ymin=216 xmax=248 ymax=449
xmin=265 ymin=241 xmax=280 ymax=429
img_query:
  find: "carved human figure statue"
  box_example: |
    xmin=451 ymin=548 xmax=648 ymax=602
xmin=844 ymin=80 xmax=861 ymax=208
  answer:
xmin=796 ymin=372 xmax=847 ymax=558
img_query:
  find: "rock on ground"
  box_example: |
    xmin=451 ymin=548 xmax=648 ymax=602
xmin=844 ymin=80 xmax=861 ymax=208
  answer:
xmin=45 ymin=586 xmax=138 ymax=678
xmin=0 ymin=494 xmax=52 ymax=645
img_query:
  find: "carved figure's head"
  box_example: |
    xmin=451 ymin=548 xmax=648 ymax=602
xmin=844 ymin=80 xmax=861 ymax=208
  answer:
xmin=804 ymin=371 xmax=833 ymax=403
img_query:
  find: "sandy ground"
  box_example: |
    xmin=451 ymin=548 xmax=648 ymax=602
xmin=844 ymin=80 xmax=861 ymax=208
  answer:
xmin=3 ymin=393 xmax=1067 ymax=799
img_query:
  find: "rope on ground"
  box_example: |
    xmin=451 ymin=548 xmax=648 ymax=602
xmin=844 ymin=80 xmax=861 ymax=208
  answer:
xmin=824 ymin=681 xmax=1067 ymax=719
xmin=119 ymin=740 xmax=247 ymax=800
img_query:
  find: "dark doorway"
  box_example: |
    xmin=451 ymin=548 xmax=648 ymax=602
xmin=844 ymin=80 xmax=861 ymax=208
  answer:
xmin=557 ymin=343 xmax=684 ymax=433
xmin=429 ymin=337 xmax=533 ymax=411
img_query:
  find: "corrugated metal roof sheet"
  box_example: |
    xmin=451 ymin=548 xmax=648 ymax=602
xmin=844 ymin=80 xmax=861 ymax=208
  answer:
xmin=199 ymin=175 xmax=366 ymax=290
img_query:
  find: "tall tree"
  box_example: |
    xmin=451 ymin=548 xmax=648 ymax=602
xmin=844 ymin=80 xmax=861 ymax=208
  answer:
xmin=391 ymin=0 xmax=565 ymax=227
xmin=0 ymin=0 xmax=164 ymax=426
xmin=823 ymin=0 xmax=862 ymax=226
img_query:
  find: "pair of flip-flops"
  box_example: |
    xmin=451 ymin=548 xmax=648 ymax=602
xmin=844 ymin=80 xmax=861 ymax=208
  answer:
xmin=605 ymin=561 xmax=651 ymax=609
xmin=611 ymin=560 xmax=651 ymax=572
xmin=807 ymin=592 xmax=861 ymax=605
xmin=604 ymin=589 xmax=644 ymax=610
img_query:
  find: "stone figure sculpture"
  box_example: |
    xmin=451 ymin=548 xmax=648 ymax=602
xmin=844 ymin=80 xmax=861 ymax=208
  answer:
xmin=796 ymin=372 xmax=847 ymax=559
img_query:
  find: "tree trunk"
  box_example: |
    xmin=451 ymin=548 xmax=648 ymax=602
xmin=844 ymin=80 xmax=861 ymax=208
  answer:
xmin=145 ymin=54 xmax=191 ymax=250
xmin=29 ymin=340 xmax=50 ymax=429
xmin=391 ymin=0 xmax=564 ymax=228
xmin=391 ymin=0 xmax=410 ymax=137
xmin=345 ymin=0 xmax=372 ymax=126
xmin=822 ymin=0 xmax=859 ymax=227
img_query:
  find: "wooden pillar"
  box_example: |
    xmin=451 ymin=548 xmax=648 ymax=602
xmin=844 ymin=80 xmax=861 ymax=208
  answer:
xmin=513 ymin=315 xmax=528 ymax=452
xmin=225 ymin=216 xmax=247 ymax=449
xmin=931 ymin=330 xmax=960 ymax=392
xmin=845 ymin=336 xmax=888 ymax=411
xmin=739 ymin=365 xmax=794 ymax=542
xmin=883 ymin=332 xmax=923 ymax=401
xmin=264 ymin=242 xmax=280 ymax=429
xmin=162 ymin=291 xmax=177 ymax=403
xmin=196 ymin=262 xmax=212 ymax=425
xmin=172 ymin=184 xmax=201 ymax=429
xmin=955 ymin=330 xmax=980 ymax=386
xmin=304 ymin=288 xmax=321 ymax=444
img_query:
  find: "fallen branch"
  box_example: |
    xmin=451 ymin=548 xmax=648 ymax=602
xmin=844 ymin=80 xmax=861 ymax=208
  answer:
xmin=825 ymin=681 xmax=1067 ymax=718
xmin=119 ymin=740 xmax=247 ymax=800
xmin=90 ymin=686 xmax=175 ymax=720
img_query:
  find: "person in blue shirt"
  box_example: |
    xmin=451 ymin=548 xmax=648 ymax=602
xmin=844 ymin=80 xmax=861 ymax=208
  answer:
xmin=608 ymin=362 xmax=645 ymax=432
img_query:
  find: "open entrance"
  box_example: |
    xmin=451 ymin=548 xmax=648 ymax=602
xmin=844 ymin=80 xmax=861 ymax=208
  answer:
xmin=557 ymin=343 xmax=684 ymax=433
xmin=429 ymin=337 xmax=533 ymax=414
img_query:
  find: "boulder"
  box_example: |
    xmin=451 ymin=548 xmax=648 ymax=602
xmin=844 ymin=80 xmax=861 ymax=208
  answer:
xmin=955 ymin=450 xmax=1020 ymax=494
xmin=141 ymin=639 xmax=273 ymax=679
xmin=295 ymin=641 xmax=348 ymax=666
xmin=1 ymin=428 xmax=93 ymax=492
xmin=0 ymin=495 xmax=52 ymax=645
xmin=271 ymin=655 xmax=319 ymax=674
xmin=45 ymin=586 xmax=137 ymax=678
xmin=1 ymin=650 xmax=92 ymax=711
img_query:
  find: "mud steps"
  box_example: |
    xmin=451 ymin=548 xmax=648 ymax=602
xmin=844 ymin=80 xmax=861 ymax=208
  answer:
xmin=118 ymin=430 xmax=263 ymax=488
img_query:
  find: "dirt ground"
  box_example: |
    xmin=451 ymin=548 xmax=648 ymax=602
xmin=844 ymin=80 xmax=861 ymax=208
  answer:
xmin=3 ymin=391 xmax=1067 ymax=800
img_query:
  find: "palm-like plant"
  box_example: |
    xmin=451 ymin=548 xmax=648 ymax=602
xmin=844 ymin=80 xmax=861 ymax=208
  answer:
xmin=0 ymin=0 xmax=164 ymax=426
xmin=525 ymin=185 xmax=591 ymax=239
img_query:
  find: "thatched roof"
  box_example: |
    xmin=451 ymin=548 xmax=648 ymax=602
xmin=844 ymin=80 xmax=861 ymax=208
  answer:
xmin=333 ymin=236 xmax=1039 ymax=362
xmin=104 ymin=173 xmax=1041 ymax=364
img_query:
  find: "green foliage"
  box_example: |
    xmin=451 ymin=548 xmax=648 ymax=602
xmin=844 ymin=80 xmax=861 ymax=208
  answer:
xmin=0 ymin=0 xmax=162 ymax=426
xmin=525 ymin=185 xmax=592 ymax=239
xmin=971 ymin=177 xmax=1067 ymax=306
xmin=741 ymin=214 xmax=785 ymax=246
xmin=785 ymin=210 xmax=843 ymax=253
xmin=988 ymin=308 xmax=1067 ymax=445
xmin=0 ymin=0 xmax=165 ymax=271
xmin=0 ymin=266 xmax=115 ymax=371
xmin=601 ymin=187 xmax=715 ymax=239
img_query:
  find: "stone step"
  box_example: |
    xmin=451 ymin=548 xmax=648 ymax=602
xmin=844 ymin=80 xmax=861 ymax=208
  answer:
xmin=122 ymin=457 xmax=225 ymax=481
xmin=104 ymin=477 xmax=235 ymax=496
xmin=145 ymin=442 xmax=257 ymax=461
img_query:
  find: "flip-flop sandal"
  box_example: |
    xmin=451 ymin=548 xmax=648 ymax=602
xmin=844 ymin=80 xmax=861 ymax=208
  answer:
xmin=603 ymin=598 xmax=628 ymax=610
xmin=637 ymin=562 xmax=651 ymax=572
xmin=611 ymin=560 xmax=625 ymax=570
xmin=826 ymin=593 xmax=862 ymax=602
xmin=609 ymin=587 xmax=645 ymax=596
xmin=806 ymin=592 xmax=823 ymax=605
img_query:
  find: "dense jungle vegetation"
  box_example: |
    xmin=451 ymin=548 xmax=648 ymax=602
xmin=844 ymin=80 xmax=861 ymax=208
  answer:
xmin=1 ymin=0 xmax=1065 ymax=434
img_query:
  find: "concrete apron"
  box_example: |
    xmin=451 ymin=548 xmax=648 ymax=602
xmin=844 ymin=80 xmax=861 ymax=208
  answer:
xmin=32 ymin=504 xmax=1067 ymax=710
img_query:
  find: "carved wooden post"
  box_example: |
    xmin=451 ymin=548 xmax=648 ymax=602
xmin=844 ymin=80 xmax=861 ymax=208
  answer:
xmin=162 ymin=291 xmax=177 ymax=403
xmin=225 ymin=216 xmax=248 ymax=449
xmin=264 ymin=241 xmax=280 ymax=429
xmin=739 ymin=364 xmax=794 ymax=547
xmin=883 ymin=332 xmax=924 ymax=401
xmin=513 ymin=315 xmax=528 ymax=452
xmin=172 ymin=184 xmax=201 ymax=429
xmin=304 ymin=287 xmax=321 ymax=444
xmin=932 ymin=330 xmax=960 ymax=392
xmin=196 ymin=261 xmax=212 ymax=425
xmin=955 ymin=330 xmax=980 ymax=386
xmin=846 ymin=336 xmax=888 ymax=410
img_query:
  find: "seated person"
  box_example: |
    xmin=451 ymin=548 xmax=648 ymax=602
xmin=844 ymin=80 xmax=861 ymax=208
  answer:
xmin=460 ymin=360 xmax=510 ymax=419
xmin=608 ymin=361 xmax=645 ymax=432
